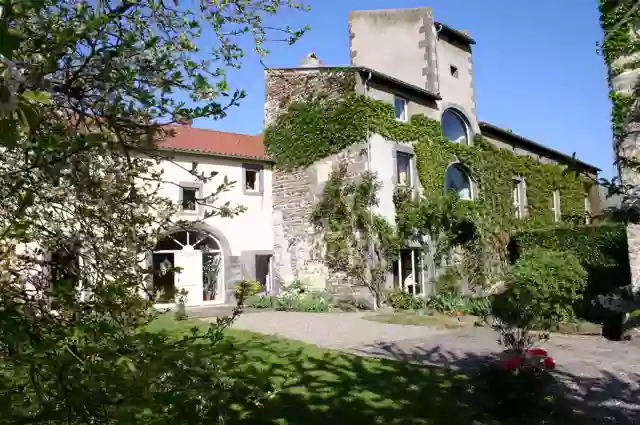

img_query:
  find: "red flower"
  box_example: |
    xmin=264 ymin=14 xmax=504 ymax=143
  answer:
xmin=526 ymin=348 xmax=548 ymax=357
xmin=543 ymin=357 xmax=556 ymax=370
xmin=503 ymin=355 xmax=522 ymax=371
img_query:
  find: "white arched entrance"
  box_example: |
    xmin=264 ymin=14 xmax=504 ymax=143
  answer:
xmin=151 ymin=229 xmax=225 ymax=306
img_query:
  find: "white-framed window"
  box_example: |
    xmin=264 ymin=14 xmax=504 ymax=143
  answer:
xmin=512 ymin=178 xmax=526 ymax=219
xmin=584 ymin=195 xmax=592 ymax=224
xmin=396 ymin=152 xmax=412 ymax=185
xmin=551 ymin=189 xmax=561 ymax=222
xmin=394 ymin=96 xmax=407 ymax=121
xmin=444 ymin=164 xmax=473 ymax=200
xmin=181 ymin=187 xmax=198 ymax=211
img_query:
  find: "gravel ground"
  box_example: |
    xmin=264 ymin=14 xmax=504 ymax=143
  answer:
xmin=229 ymin=311 xmax=640 ymax=425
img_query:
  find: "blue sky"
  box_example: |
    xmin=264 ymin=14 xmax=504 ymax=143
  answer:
xmin=196 ymin=0 xmax=614 ymax=177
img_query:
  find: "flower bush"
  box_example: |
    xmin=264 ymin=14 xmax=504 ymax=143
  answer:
xmin=479 ymin=347 xmax=558 ymax=421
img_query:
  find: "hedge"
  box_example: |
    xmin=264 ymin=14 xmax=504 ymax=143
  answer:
xmin=508 ymin=223 xmax=630 ymax=322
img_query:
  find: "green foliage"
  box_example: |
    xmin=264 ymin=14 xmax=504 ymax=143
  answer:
xmin=263 ymin=88 xmax=367 ymax=169
xmin=235 ymin=279 xmax=263 ymax=301
xmin=387 ymin=288 xmax=414 ymax=310
xmin=492 ymin=248 xmax=588 ymax=330
xmin=0 ymin=1 xmax=309 ymax=424
xmin=311 ymin=164 xmax=401 ymax=307
xmin=246 ymin=294 xmax=276 ymax=309
xmin=266 ymin=94 xmax=589 ymax=230
xmin=290 ymin=292 xmax=331 ymax=312
xmin=510 ymin=224 xmax=631 ymax=320
xmin=599 ymin=0 xmax=640 ymax=154
xmin=425 ymin=293 xmax=491 ymax=317
xmin=433 ymin=266 xmax=463 ymax=295
xmin=266 ymin=93 xmax=590 ymax=292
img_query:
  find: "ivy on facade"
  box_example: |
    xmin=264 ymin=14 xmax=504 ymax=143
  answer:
xmin=265 ymin=89 xmax=589 ymax=229
xmin=264 ymin=69 xmax=591 ymax=291
xmin=599 ymin=0 xmax=640 ymax=141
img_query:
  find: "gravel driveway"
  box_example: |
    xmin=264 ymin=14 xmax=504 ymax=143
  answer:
xmin=230 ymin=311 xmax=640 ymax=425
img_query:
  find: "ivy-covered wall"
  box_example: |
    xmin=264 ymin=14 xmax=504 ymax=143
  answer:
xmin=264 ymin=89 xmax=590 ymax=230
xmin=263 ymin=67 xmax=596 ymax=293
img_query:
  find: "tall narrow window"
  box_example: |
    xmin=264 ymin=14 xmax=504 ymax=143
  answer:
xmin=396 ymin=152 xmax=412 ymax=185
xmin=245 ymin=169 xmax=258 ymax=192
xmin=243 ymin=164 xmax=263 ymax=195
xmin=181 ymin=187 xmax=197 ymax=211
xmin=512 ymin=177 xmax=526 ymax=219
xmin=394 ymin=96 xmax=407 ymax=121
xmin=551 ymin=190 xmax=561 ymax=222
xmin=584 ymin=195 xmax=592 ymax=224
xmin=513 ymin=181 xmax=522 ymax=219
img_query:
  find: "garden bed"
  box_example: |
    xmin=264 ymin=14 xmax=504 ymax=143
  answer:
xmin=364 ymin=311 xmax=482 ymax=328
xmin=366 ymin=311 xmax=602 ymax=336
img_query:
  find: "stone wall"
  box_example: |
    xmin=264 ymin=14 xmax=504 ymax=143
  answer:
xmin=265 ymin=68 xmax=362 ymax=291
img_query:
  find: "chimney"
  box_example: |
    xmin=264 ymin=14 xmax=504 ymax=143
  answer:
xmin=300 ymin=52 xmax=323 ymax=67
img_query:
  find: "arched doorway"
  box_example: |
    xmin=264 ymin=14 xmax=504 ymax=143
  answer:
xmin=151 ymin=229 xmax=224 ymax=306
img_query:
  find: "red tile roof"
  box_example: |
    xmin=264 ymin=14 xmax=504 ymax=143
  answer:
xmin=157 ymin=125 xmax=270 ymax=161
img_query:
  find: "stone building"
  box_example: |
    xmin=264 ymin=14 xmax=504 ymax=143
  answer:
xmin=264 ymin=7 xmax=602 ymax=297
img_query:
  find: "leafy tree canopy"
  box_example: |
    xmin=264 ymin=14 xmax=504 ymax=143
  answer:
xmin=0 ymin=1 xmax=307 ymax=423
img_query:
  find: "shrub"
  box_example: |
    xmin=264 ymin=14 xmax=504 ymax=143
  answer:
xmin=465 ymin=296 xmax=491 ymax=318
xmin=387 ymin=288 xmax=413 ymax=310
xmin=509 ymin=224 xmax=630 ymax=321
xmin=276 ymin=292 xmax=330 ymax=312
xmin=491 ymin=248 xmax=587 ymax=353
xmin=235 ymin=280 xmax=263 ymax=302
xmin=330 ymin=294 xmax=373 ymax=311
xmin=434 ymin=266 xmax=462 ymax=295
xmin=296 ymin=292 xmax=331 ymax=312
xmin=245 ymin=293 xmax=276 ymax=309
xmin=494 ymin=248 xmax=587 ymax=329
xmin=410 ymin=296 xmax=426 ymax=310
xmin=427 ymin=292 xmax=468 ymax=315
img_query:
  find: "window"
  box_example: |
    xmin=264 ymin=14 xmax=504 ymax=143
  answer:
xmin=392 ymin=249 xmax=423 ymax=295
xmin=245 ymin=168 xmax=259 ymax=192
xmin=396 ymin=152 xmax=412 ymax=185
xmin=181 ymin=187 xmax=197 ymax=211
xmin=584 ymin=195 xmax=592 ymax=224
xmin=442 ymin=108 xmax=469 ymax=145
xmin=394 ymin=96 xmax=407 ymax=121
xmin=450 ymin=65 xmax=459 ymax=78
xmin=444 ymin=164 xmax=473 ymax=200
xmin=243 ymin=164 xmax=263 ymax=195
xmin=512 ymin=177 xmax=526 ymax=219
xmin=551 ymin=190 xmax=561 ymax=222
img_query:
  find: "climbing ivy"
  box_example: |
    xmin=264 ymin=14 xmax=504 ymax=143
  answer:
xmin=599 ymin=0 xmax=640 ymax=141
xmin=265 ymin=93 xmax=589 ymax=230
xmin=310 ymin=164 xmax=401 ymax=306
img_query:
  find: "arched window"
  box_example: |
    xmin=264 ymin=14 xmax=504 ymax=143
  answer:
xmin=442 ymin=108 xmax=470 ymax=145
xmin=444 ymin=165 xmax=473 ymax=200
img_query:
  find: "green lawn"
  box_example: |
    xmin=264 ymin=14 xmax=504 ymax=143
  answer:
xmin=147 ymin=313 xmax=577 ymax=425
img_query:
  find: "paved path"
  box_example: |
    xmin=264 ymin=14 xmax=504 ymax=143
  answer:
xmin=230 ymin=311 xmax=640 ymax=425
